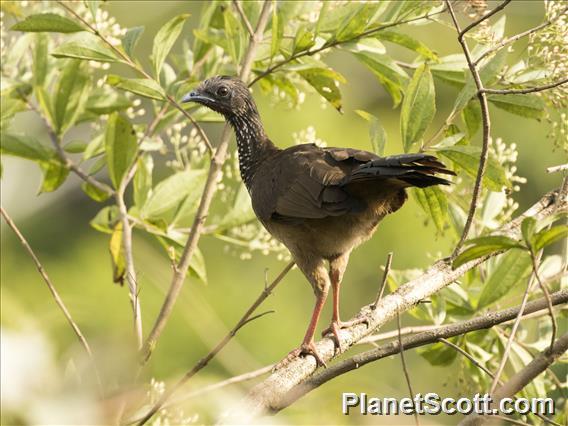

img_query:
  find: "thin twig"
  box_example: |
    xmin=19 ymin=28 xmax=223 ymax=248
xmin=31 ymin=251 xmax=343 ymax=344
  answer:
xmin=460 ymin=333 xmax=568 ymax=426
xmin=488 ymin=249 xmax=542 ymax=395
xmin=446 ymin=0 xmax=493 ymax=258
xmin=529 ymin=248 xmax=557 ymax=353
xmin=249 ymin=7 xmax=447 ymax=87
xmin=473 ymin=18 xmax=555 ymax=67
xmin=0 ymin=207 xmax=99 ymax=375
xmin=438 ymin=338 xmax=502 ymax=385
xmin=458 ymin=0 xmax=513 ymax=37
xmin=134 ymin=261 xmax=294 ymax=425
xmin=547 ymin=164 xmax=568 ymax=173
xmin=372 ymin=252 xmax=393 ymax=308
xmin=139 ymin=0 xmax=273 ymax=364
xmin=232 ymin=0 xmax=255 ymax=38
xmin=481 ymin=77 xmax=568 ymax=95
xmin=397 ymin=312 xmax=419 ymax=426
xmin=56 ymin=1 xmax=214 ymax=154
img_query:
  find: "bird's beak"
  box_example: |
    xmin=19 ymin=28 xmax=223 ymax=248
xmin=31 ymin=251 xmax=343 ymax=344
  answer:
xmin=181 ymin=90 xmax=214 ymax=104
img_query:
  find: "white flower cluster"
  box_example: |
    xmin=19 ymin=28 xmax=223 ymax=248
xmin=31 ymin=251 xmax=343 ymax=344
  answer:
xmin=224 ymin=223 xmax=290 ymax=261
xmin=166 ymin=123 xmax=208 ymax=171
xmin=146 ymin=379 xmax=198 ymax=426
xmin=75 ymin=1 xmax=126 ymax=46
xmin=489 ymin=137 xmax=526 ymax=220
xmin=292 ymin=125 xmax=327 ymax=147
xmin=528 ymin=0 xmax=568 ymax=109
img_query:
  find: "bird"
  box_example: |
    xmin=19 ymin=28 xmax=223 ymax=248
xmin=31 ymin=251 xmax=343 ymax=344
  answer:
xmin=182 ymin=75 xmax=455 ymax=367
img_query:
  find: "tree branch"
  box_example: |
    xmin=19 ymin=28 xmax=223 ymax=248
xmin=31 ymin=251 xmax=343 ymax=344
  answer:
xmin=458 ymin=0 xmax=513 ymax=37
xmin=0 ymin=207 xmax=99 ymax=377
xmin=397 ymin=312 xmax=419 ymax=426
xmin=248 ymin=7 xmax=447 ymax=87
xmin=446 ymin=0 xmax=493 ymax=258
xmin=134 ymin=261 xmax=294 ymax=425
xmin=232 ymin=0 xmax=255 ymax=38
xmin=265 ymin=290 xmax=568 ymax=415
xmin=481 ymin=77 xmax=568 ymax=95
xmin=223 ymin=187 xmax=566 ymax=421
xmin=139 ymin=0 xmax=273 ymax=364
xmin=460 ymin=333 xmax=568 ymax=426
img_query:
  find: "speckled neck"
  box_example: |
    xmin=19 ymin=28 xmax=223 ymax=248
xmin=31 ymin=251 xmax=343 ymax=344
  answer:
xmin=228 ymin=113 xmax=277 ymax=187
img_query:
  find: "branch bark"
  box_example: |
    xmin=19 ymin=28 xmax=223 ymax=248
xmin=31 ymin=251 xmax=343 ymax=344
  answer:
xmin=222 ymin=186 xmax=566 ymax=421
xmin=259 ymin=290 xmax=568 ymax=415
xmin=139 ymin=0 xmax=273 ymax=363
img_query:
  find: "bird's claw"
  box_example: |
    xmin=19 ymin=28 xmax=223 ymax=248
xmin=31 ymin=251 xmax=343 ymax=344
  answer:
xmin=322 ymin=317 xmax=371 ymax=352
xmin=272 ymin=342 xmax=327 ymax=371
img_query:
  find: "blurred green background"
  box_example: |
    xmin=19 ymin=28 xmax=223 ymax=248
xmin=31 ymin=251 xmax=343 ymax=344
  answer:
xmin=1 ymin=1 xmax=564 ymax=424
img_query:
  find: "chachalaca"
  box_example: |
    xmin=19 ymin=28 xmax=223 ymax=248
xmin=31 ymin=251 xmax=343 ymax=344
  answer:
xmin=182 ymin=76 xmax=455 ymax=367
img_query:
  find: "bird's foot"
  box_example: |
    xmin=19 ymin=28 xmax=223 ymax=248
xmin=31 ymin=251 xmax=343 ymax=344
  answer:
xmin=272 ymin=342 xmax=327 ymax=371
xmin=321 ymin=317 xmax=370 ymax=351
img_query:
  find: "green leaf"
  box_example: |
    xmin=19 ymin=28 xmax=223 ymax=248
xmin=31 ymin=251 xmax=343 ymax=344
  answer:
xmin=223 ymin=9 xmax=243 ymax=63
xmin=335 ymin=3 xmax=380 ymax=42
xmin=83 ymin=133 xmax=105 ymax=160
xmin=418 ymin=341 xmax=458 ymax=366
xmin=341 ymin=38 xmax=385 ymax=55
xmin=354 ymin=110 xmax=387 ymax=155
xmin=52 ymin=33 xmax=120 ymax=62
xmin=105 ymin=113 xmax=137 ymax=188
xmin=106 ymin=75 xmax=166 ymax=101
xmin=400 ymin=64 xmax=435 ymax=152
xmin=133 ymin=154 xmax=153 ymax=208
xmin=461 ymin=100 xmax=481 ymax=138
xmin=90 ymin=205 xmax=120 ymax=233
xmin=172 ymin=173 xmax=208 ymax=227
xmin=477 ymin=250 xmax=532 ymax=308
xmin=354 ymin=52 xmax=408 ymax=107
xmin=35 ymin=86 xmax=55 ymax=128
xmin=437 ymin=145 xmax=510 ymax=191
xmin=53 ymin=60 xmax=91 ymax=135
xmin=298 ymin=67 xmax=345 ymax=112
xmin=0 ymin=132 xmax=53 ymax=161
xmin=142 ymin=169 xmax=207 ymax=218
xmin=374 ymin=30 xmax=438 ymax=61
xmin=85 ymin=90 xmax=132 ymax=115
xmin=152 ymin=14 xmax=190 ymax=77
xmin=11 ymin=13 xmax=85 ymax=33
xmin=533 ymin=225 xmax=568 ymax=251
xmin=82 ymin=181 xmax=111 ymax=202
xmin=521 ymin=217 xmax=536 ymax=247
xmin=188 ymin=247 xmax=207 ymax=283
xmin=214 ymin=184 xmax=256 ymax=233
xmin=32 ymin=33 xmax=48 ymax=87
xmin=39 ymin=160 xmax=69 ymax=193
xmin=293 ymin=25 xmax=315 ymax=54
xmin=453 ymin=236 xmax=524 ymax=268
xmin=430 ymin=54 xmax=467 ymax=87
xmin=453 ymin=49 xmax=507 ymax=112
xmin=270 ymin=6 xmax=282 ymax=58
xmin=488 ymin=94 xmax=545 ymax=120
xmin=109 ymin=222 xmax=125 ymax=284
xmin=63 ymin=140 xmax=87 ymax=153
xmin=412 ymin=186 xmax=448 ymax=233
xmin=122 ymin=26 xmax=144 ymax=57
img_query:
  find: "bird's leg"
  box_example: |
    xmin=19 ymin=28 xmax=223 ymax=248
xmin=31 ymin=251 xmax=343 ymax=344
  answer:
xmin=322 ymin=253 xmax=369 ymax=351
xmin=274 ymin=260 xmax=329 ymax=370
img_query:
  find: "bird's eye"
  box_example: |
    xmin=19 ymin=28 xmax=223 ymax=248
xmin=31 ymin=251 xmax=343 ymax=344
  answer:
xmin=217 ymin=86 xmax=229 ymax=97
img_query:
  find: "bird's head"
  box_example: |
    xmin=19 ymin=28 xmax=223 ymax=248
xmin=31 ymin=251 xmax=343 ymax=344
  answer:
xmin=181 ymin=75 xmax=257 ymax=119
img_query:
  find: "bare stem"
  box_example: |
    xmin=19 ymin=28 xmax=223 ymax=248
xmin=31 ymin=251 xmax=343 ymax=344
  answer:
xmin=397 ymin=312 xmax=419 ymax=426
xmin=481 ymin=77 xmax=568 ymax=95
xmin=438 ymin=338 xmax=501 ymax=385
xmin=232 ymin=0 xmax=255 ymax=38
xmin=140 ymin=0 xmax=273 ymax=364
xmin=529 ymin=248 xmax=557 ymax=353
xmin=372 ymin=252 xmax=393 ymax=308
xmin=134 ymin=261 xmax=294 ymax=425
xmin=446 ymin=0 xmax=494 ymax=258
xmin=0 ymin=207 xmax=100 ymax=382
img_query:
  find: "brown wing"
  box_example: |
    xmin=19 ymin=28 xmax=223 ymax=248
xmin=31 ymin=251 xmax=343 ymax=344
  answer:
xmin=252 ymin=145 xmax=376 ymax=221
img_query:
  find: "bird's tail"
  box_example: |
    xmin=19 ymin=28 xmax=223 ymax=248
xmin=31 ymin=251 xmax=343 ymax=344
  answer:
xmin=346 ymin=153 xmax=456 ymax=188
